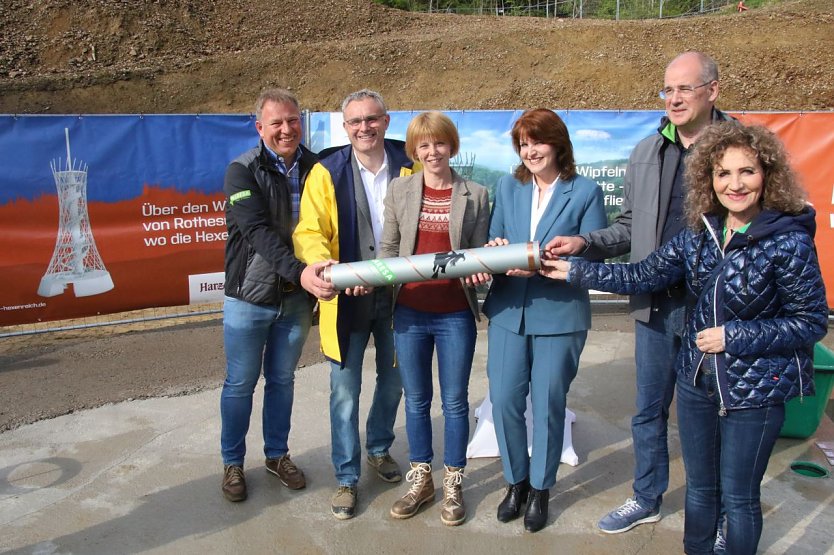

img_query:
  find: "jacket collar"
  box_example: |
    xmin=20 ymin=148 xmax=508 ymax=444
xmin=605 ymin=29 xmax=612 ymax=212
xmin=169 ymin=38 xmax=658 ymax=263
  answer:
xmin=702 ymin=205 xmax=817 ymax=250
xmin=514 ymin=175 xmax=578 ymax=242
xmin=257 ymin=141 xmax=316 ymax=173
xmin=658 ymin=107 xmax=733 ymax=145
xmin=321 ymin=139 xmax=413 ymax=176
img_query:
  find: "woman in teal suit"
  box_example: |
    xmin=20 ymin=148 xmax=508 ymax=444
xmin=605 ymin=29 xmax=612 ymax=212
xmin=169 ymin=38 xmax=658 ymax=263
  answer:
xmin=482 ymin=109 xmax=607 ymax=532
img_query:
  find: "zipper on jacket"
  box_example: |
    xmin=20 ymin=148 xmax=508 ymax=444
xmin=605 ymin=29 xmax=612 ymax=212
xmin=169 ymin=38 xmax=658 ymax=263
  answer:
xmin=235 ymin=244 xmax=252 ymax=296
xmin=711 ymin=271 xmax=728 ymax=416
xmin=706 ymin=351 xmax=728 ymax=416
xmin=693 ymin=352 xmax=707 ymax=387
xmin=699 ymin=214 xmax=729 ymax=416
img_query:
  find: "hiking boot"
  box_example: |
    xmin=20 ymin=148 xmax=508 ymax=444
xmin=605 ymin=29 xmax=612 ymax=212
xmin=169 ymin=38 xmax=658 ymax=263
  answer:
xmin=390 ymin=462 xmax=434 ymax=519
xmin=265 ymin=454 xmax=306 ymax=490
xmin=331 ymin=485 xmax=357 ymax=520
xmin=222 ymin=465 xmax=247 ymax=502
xmin=367 ymin=452 xmax=402 ymax=483
xmin=440 ymin=466 xmax=465 ymax=526
xmin=598 ymin=498 xmax=661 ymax=534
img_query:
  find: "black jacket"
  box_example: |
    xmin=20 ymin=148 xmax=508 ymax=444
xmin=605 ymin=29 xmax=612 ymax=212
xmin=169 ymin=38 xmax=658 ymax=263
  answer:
xmin=223 ymin=141 xmax=318 ymax=306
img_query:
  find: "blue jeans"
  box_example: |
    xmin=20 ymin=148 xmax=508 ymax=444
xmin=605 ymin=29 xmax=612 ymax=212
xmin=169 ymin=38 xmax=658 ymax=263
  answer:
xmin=394 ymin=305 xmax=476 ymax=468
xmin=677 ymin=375 xmax=784 ymax=555
xmin=330 ymin=311 xmax=401 ymax=486
xmin=632 ymin=295 xmax=684 ymax=510
xmin=220 ymin=293 xmax=313 ymax=466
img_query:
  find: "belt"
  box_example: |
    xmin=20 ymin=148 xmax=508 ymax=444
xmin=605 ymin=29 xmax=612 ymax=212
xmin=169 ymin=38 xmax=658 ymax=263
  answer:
xmin=281 ymin=282 xmax=297 ymax=293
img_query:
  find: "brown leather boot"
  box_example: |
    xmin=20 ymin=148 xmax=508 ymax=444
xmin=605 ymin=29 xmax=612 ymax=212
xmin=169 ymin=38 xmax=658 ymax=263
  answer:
xmin=440 ymin=466 xmax=465 ymax=526
xmin=390 ymin=462 xmax=434 ymax=519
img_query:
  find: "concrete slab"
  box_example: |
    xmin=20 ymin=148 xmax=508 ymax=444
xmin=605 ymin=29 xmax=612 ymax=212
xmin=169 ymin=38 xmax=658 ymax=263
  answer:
xmin=1 ymin=327 xmax=832 ymax=554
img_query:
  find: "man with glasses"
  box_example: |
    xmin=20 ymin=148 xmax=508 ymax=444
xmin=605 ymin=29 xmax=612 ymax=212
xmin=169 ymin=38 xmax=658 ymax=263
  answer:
xmin=294 ymin=89 xmax=416 ymax=519
xmin=220 ymin=88 xmax=337 ymax=503
xmin=546 ymin=52 xmax=732 ymax=538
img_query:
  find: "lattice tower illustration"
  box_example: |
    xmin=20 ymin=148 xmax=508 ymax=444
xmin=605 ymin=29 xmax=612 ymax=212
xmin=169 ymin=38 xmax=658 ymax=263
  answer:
xmin=450 ymin=152 xmax=476 ymax=180
xmin=37 ymin=129 xmax=114 ymax=297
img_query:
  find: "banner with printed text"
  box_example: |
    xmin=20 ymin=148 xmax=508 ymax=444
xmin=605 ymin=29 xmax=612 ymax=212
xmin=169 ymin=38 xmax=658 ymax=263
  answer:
xmin=1 ymin=111 xmax=832 ymax=326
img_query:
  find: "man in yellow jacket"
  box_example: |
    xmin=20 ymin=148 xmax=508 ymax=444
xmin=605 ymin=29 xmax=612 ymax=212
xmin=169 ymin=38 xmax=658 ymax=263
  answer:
xmin=293 ymin=89 xmax=416 ymax=520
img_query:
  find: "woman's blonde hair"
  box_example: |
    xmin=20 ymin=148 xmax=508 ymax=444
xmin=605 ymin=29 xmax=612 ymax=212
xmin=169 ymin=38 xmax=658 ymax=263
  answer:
xmin=404 ymin=111 xmax=460 ymax=163
xmin=684 ymin=121 xmax=806 ymax=229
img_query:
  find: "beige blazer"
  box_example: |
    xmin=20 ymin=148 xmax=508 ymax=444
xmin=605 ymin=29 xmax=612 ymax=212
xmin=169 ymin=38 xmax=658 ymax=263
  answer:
xmin=380 ymin=169 xmax=490 ymax=319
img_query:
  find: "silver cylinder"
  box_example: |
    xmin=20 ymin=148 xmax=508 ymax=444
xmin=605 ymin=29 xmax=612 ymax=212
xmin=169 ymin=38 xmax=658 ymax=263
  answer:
xmin=323 ymin=241 xmax=541 ymax=290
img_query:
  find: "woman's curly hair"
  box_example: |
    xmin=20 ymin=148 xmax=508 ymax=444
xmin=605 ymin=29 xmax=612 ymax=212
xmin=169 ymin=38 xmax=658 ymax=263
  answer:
xmin=684 ymin=121 xmax=806 ymax=229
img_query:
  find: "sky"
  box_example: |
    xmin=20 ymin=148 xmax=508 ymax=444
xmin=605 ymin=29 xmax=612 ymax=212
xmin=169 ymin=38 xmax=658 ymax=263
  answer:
xmin=312 ymin=109 xmax=664 ymax=173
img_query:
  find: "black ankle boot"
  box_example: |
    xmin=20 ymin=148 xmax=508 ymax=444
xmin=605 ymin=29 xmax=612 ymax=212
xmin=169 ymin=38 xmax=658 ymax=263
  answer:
xmin=497 ymin=479 xmax=530 ymax=522
xmin=524 ymin=487 xmax=549 ymax=532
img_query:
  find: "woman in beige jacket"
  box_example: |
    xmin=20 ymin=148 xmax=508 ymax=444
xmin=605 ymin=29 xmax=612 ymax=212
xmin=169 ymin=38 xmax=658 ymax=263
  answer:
xmin=380 ymin=111 xmax=489 ymax=526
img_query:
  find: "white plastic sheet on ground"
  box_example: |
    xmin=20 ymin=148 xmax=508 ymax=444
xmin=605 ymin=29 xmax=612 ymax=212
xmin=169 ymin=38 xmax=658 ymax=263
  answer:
xmin=466 ymin=392 xmax=579 ymax=466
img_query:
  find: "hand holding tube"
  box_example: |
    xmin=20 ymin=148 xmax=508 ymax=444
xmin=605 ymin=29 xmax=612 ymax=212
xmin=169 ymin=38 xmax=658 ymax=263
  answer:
xmin=544 ymin=235 xmax=587 ymax=257
xmin=301 ymin=260 xmax=338 ymax=300
xmin=539 ymin=256 xmax=572 ymax=281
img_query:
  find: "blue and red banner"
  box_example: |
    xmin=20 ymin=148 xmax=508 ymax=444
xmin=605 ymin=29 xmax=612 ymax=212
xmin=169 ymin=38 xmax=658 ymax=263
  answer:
xmin=1 ymin=111 xmax=831 ymax=326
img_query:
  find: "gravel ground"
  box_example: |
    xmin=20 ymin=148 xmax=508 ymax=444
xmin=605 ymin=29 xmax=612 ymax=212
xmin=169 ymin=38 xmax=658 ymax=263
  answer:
xmin=1 ymin=0 xmax=832 ymax=114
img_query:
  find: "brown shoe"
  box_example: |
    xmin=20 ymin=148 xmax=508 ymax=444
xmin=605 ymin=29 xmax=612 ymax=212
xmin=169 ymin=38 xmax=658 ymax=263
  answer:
xmin=222 ymin=465 xmax=247 ymax=502
xmin=441 ymin=466 xmax=466 ymax=526
xmin=331 ymin=485 xmax=357 ymax=520
xmin=390 ymin=462 xmax=434 ymax=519
xmin=265 ymin=454 xmax=306 ymax=490
xmin=367 ymin=452 xmax=402 ymax=483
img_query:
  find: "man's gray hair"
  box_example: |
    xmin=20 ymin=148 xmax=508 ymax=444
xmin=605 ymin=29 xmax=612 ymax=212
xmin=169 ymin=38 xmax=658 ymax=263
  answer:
xmin=670 ymin=51 xmax=719 ymax=83
xmin=341 ymin=89 xmax=387 ymax=114
xmin=255 ymin=88 xmax=300 ymax=121
xmin=695 ymin=52 xmax=719 ymax=83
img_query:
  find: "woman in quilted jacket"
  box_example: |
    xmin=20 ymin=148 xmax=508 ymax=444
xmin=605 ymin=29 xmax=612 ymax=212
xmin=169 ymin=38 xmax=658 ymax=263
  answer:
xmin=540 ymin=122 xmax=828 ymax=555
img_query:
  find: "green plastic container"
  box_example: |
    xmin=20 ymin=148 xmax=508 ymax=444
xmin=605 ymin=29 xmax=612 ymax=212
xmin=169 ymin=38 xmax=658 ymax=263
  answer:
xmin=779 ymin=343 xmax=834 ymax=439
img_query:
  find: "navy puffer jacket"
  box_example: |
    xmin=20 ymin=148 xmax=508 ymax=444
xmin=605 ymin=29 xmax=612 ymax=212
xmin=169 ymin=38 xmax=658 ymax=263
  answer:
xmin=570 ymin=207 xmax=828 ymax=413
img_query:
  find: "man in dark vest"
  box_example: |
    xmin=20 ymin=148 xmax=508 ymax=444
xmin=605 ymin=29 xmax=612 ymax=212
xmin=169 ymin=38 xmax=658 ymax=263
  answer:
xmin=220 ymin=87 xmax=336 ymax=503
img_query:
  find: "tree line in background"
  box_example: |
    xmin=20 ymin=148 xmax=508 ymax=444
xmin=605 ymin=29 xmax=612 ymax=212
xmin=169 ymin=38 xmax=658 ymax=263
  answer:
xmin=373 ymin=0 xmax=766 ymax=19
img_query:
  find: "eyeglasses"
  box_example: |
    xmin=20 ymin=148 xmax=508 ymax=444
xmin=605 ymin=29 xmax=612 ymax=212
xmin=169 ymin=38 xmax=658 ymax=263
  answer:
xmin=344 ymin=114 xmax=387 ymax=128
xmin=659 ymin=81 xmax=713 ymax=100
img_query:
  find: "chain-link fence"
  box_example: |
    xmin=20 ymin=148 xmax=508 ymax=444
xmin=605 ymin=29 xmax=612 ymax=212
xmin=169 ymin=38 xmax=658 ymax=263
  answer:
xmin=405 ymin=0 xmax=729 ymax=19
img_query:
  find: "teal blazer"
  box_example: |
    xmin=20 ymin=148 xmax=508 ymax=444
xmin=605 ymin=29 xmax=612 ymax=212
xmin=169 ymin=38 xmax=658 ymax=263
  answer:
xmin=483 ymin=173 xmax=607 ymax=335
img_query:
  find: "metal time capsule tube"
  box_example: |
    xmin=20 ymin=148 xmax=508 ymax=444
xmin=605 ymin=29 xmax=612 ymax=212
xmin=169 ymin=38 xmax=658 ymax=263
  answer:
xmin=322 ymin=241 xmax=541 ymax=290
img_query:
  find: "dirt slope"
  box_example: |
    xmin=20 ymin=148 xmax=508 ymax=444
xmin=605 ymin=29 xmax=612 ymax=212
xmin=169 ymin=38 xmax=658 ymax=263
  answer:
xmin=1 ymin=0 xmax=832 ymax=114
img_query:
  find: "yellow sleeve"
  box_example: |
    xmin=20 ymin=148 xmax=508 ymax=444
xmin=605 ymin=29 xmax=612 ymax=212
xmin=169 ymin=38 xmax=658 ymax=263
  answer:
xmin=401 ymin=163 xmax=420 ymax=176
xmin=293 ymin=163 xmax=340 ymax=264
